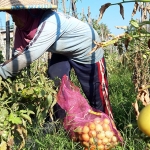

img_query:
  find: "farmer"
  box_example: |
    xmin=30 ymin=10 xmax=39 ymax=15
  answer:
xmin=0 ymin=0 xmax=113 ymax=121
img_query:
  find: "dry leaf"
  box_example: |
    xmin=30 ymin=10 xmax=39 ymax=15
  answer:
xmin=138 ymin=2 xmax=143 ymax=12
xmin=146 ymin=5 xmax=150 ymax=13
xmin=143 ymin=7 xmax=147 ymax=20
xmin=137 ymin=86 xmax=150 ymax=106
xmin=7 ymin=136 xmax=14 ymax=147
xmin=124 ymin=38 xmax=130 ymax=50
xmin=115 ymin=26 xmax=127 ymax=29
xmin=146 ymin=2 xmax=150 ymax=13
xmin=132 ymin=2 xmax=139 ymax=17
xmin=132 ymin=100 xmax=140 ymax=120
xmin=97 ymin=3 xmax=111 ymax=23
xmin=119 ymin=3 xmax=124 ymax=19
xmin=16 ymin=125 xmax=26 ymax=150
xmin=88 ymin=41 xmax=102 ymax=55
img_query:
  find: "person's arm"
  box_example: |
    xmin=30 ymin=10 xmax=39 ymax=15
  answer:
xmin=0 ymin=20 xmax=60 ymax=79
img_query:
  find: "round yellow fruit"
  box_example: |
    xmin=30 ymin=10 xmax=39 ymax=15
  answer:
xmin=137 ymin=104 xmax=150 ymax=136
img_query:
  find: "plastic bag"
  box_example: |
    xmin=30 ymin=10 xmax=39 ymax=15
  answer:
xmin=57 ymin=75 xmax=123 ymax=150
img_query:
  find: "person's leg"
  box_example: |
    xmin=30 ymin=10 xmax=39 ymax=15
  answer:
xmin=69 ymin=57 xmax=113 ymax=119
xmin=48 ymin=53 xmax=71 ymax=121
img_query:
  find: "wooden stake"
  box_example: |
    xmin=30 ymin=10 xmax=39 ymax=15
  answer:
xmin=6 ymin=13 xmax=10 ymax=60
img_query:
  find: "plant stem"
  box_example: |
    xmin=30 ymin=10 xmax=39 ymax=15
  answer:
xmin=111 ymin=0 xmax=150 ymax=6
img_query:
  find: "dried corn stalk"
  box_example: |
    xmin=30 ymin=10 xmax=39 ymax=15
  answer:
xmin=133 ymin=85 xmax=150 ymax=120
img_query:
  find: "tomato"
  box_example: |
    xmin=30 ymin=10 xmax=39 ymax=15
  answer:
xmin=82 ymin=141 xmax=89 ymax=147
xmin=89 ymin=137 xmax=95 ymax=144
xmin=137 ymin=104 xmax=150 ymax=136
xmin=75 ymin=126 xmax=83 ymax=134
xmin=97 ymin=139 xmax=102 ymax=145
xmin=103 ymin=118 xmax=110 ymax=124
xmin=78 ymin=134 xmax=83 ymax=141
xmin=90 ymin=145 xmax=96 ymax=150
xmin=97 ymin=144 xmax=104 ymax=150
xmin=102 ymin=123 xmax=110 ymax=131
xmin=105 ymin=131 xmax=113 ymax=139
xmin=89 ymin=130 xmax=97 ymax=137
xmin=102 ymin=137 xmax=109 ymax=144
xmin=111 ymin=136 xmax=117 ymax=142
xmin=82 ymin=133 xmax=90 ymax=141
xmin=89 ymin=122 xmax=96 ymax=130
xmin=94 ymin=117 xmax=101 ymax=124
xmin=82 ymin=126 xmax=90 ymax=134
xmin=97 ymin=132 xmax=105 ymax=139
xmin=95 ymin=124 xmax=103 ymax=132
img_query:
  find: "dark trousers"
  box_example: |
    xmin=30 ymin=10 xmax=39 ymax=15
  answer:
xmin=48 ymin=53 xmax=113 ymax=121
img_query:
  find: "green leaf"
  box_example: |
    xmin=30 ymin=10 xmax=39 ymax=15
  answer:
xmin=143 ymin=54 xmax=147 ymax=59
xmin=8 ymin=113 xmax=22 ymax=124
xmin=27 ymin=110 xmax=35 ymax=115
xmin=20 ymin=113 xmax=32 ymax=124
xmin=0 ymin=91 xmax=8 ymax=100
xmin=47 ymin=94 xmax=52 ymax=106
xmin=130 ymin=20 xmax=139 ymax=28
xmin=11 ymin=103 xmax=19 ymax=111
xmin=139 ymin=21 xmax=150 ymax=27
xmin=18 ymin=83 xmax=25 ymax=90
xmin=0 ymin=108 xmax=9 ymax=122
xmin=19 ymin=110 xmax=27 ymax=114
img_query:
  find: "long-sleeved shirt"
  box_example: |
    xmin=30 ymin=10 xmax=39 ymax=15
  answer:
xmin=0 ymin=10 xmax=104 ymax=79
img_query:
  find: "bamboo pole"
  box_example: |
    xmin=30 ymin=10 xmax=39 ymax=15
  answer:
xmin=71 ymin=0 xmax=77 ymax=18
xmin=62 ymin=0 xmax=66 ymax=14
xmin=87 ymin=6 xmax=91 ymax=25
xmin=6 ymin=13 xmax=10 ymax=60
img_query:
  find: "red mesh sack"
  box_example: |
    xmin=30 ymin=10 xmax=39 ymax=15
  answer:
xmin=57 ymin=75 xmax=123 ymax=150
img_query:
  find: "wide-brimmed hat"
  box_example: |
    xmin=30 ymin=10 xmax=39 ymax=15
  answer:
xmin=0 ymin=0 xmax=57 ymax=11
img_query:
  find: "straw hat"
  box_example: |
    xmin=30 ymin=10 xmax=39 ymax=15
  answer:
xmin=0 ymin=0 xmax=57 ymax=11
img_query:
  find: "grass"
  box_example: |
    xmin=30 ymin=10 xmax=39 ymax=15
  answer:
xmin=20 ymin=56 xmax=150 ymax=150
xmin=108 ymin=67 xmax=149 ymax=150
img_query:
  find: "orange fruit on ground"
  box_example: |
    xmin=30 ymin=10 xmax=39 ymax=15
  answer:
xmin=89 ymin=122 xmax=96 ymax=130
xmin=137 ymin=104 xmax=150 ymax=136
xmin=82 ymin=126 xmax=90 ymax=134
xmin=82 ymin=133 xmax=90 ymax=141
xmin=89 ymin=130 xmax=97 ymax=137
